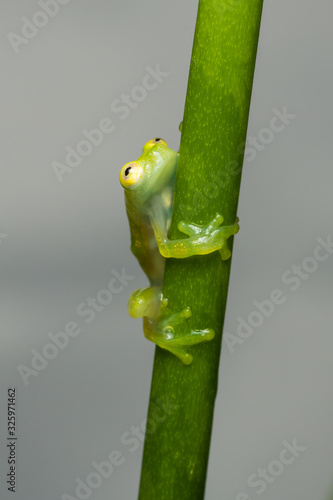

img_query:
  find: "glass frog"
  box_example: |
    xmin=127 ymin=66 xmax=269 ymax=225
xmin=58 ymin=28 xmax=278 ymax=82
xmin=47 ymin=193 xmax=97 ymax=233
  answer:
xmin=119 ymin=138 xmax=239 ymax=364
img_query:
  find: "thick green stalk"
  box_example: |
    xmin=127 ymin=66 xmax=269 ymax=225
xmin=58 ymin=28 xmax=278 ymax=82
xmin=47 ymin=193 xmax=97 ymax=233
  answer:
xmin=138 ymin=1 xmax=264 ymax=499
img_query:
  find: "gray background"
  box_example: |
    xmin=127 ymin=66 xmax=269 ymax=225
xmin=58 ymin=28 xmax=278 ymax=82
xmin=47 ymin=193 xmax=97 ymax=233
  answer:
xmin=1 ymin=0 xmax=333 ymax=499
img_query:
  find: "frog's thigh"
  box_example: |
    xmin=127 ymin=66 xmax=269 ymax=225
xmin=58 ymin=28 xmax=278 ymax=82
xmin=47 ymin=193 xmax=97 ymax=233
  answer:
xmin=128 ymin=286 xmax=162 ymax=319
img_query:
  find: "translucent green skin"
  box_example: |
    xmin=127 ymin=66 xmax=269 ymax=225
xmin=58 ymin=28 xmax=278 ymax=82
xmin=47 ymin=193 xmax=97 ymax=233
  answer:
xmin=121 ymin=141 xmax=239 ymax=363
xmin=123 ymin=143 xmax=178 ymax=286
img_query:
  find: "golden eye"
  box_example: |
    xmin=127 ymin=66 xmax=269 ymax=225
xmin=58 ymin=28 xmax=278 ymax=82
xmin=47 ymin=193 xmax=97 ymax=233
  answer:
xmin=119 ymin=161 xmax=143 ymax=188
xmin=143 ymin=137 xmax=168 ymax=152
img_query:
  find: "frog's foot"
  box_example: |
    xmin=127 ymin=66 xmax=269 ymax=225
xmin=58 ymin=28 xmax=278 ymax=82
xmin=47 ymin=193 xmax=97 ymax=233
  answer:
xmin=178 ymin=213 xmax=224 ymax=237
xmin=143 ymin=307 xmax=215 ymax=365
xmin=178 ymin=214 xmax=239 ymax=261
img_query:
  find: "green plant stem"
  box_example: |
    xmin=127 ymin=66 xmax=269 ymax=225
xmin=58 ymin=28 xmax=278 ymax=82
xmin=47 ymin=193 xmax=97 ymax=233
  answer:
xmin=138 ymin=1 xmax=264 ymax=499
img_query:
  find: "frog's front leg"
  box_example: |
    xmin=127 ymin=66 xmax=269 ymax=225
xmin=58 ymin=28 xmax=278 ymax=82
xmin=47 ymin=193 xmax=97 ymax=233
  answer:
xmin=149 ymin=199 xmax=239 ymax=261
xmin=178 ymin=215 xmax=240 ymax=261
xmin=128 ymin=287 xmax=214 ymax=364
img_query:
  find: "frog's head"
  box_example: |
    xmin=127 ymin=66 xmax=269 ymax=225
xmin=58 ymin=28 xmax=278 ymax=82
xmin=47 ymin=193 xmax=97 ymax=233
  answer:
xmin=119 ymin=138 xmax=178 ymax=204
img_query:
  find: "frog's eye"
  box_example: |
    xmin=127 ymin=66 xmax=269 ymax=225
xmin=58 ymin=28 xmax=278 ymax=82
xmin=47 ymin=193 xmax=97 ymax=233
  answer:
xmin=119 ymin=161 xmax=143 ymax=188
xmin=143 ymin=137 xmax=168 ymax=152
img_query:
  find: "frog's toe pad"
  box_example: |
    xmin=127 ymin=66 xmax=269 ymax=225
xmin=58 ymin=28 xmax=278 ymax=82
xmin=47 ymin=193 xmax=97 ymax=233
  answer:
xmin=205 ymin=328 xmax=215 ymax=341
xmin=190 ymin=328 xmax=215 ymax=342
xmin=182 ymin=352 xmax=193 ymax=365
xmin=183 ymin=306 xmax=192 ymax=319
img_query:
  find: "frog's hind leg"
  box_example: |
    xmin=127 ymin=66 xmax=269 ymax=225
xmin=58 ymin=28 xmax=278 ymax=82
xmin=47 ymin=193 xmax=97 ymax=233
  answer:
xmin=128 ymin=286 xmax=165 ymax=319
xmin=143 ymin=307 xmax=214 ymax=365
xmin=129 ymin=287 xmax=214 ymax=364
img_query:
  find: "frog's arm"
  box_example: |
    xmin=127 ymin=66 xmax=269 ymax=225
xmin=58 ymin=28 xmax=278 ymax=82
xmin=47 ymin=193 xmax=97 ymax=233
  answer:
xmin=148 ymin=196 xmax=239 ymax=261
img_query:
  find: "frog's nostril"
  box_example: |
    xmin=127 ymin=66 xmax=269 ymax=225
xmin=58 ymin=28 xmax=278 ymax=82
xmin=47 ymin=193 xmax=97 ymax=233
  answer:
xmin=125 ymin=166 xmax=132 ymax=177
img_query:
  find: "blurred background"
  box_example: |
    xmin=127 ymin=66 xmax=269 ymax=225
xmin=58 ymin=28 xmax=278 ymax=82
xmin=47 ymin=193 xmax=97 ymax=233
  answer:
xmin=1 ymin=0 xmax=333 ymax=499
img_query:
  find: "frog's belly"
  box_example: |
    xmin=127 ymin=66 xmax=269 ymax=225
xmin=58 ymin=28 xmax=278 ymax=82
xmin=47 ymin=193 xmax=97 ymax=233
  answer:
xmin=130 ymin=225 xmax=165 ymax=286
